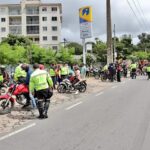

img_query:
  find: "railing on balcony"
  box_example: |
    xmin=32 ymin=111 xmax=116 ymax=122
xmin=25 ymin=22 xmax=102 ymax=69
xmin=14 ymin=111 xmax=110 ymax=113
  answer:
xmin=26 ymin=16 xmax=39 ymax=25
xmin=9 ymin=26 xmax=22 ymax=34
xmin=9 ymin=17 xmax=21 ymax=25
xmin=9 ymin=8 xmax=21 ymax=15
xmin=26 ymin=7 xmax=39 ymax=15
xmin=27 ymin=26 xmax=39 ymax=34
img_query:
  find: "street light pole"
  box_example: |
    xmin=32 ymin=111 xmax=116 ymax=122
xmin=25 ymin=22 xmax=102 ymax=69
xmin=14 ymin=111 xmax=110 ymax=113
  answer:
xmin=113 ymin=24 xmax=116 ymax=62
xmin=106 ymin=0 xmax=113 ymax=64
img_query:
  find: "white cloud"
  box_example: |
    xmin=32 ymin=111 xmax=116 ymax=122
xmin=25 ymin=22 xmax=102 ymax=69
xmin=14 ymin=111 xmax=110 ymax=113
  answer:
xmin=1 ymin=0 xmax=150 ymax=43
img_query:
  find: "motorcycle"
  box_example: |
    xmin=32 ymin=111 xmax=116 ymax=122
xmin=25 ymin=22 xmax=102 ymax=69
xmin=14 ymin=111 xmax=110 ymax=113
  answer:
xmin=57 ymin=76 xmax=87 ymax=93
xmin=0 ymin=82 xmax=29 ymax=114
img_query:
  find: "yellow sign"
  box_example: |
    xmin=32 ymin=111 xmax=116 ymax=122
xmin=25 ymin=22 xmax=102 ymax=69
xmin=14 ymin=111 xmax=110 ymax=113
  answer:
xmin=79 ymin=6 xmax=92 ymax=23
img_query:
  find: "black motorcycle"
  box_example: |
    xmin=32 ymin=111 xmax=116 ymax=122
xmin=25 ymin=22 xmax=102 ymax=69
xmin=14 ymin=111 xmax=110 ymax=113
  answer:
xmin=57 ymin=78 xmax=87 ymax=93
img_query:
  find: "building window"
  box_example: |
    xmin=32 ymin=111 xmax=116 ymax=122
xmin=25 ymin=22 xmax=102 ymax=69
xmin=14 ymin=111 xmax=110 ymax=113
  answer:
xmin=52 ymin=46 xmax=58 ymax=50
xmin=52 ymin=17 xmax=57 ymax=21
xmin=1 ymin=18 xmax=6 ymax=22
xmin=42 ymin=17 xmax=47 ymax=21
xmin=52 ymin=26 xmax=58 ymax=31
xmin=52 ymin=36 xmax=58 ymax=41
xmin=1 ymin=27 xmax=6 ymax=32
xmin=42 ymin=7 xmax=47 ymax=12
xmin=43 ymin=36 xmax=47 ymax=41
xmin=52 ymin=7 xmax=57 ymax=11
xmin=43 ymin=26 xmax=47 ymax=31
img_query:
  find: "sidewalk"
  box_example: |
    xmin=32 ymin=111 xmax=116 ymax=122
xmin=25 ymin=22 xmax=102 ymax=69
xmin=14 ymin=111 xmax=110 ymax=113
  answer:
xmin=0 ymin=77 xmax=112 ymax=135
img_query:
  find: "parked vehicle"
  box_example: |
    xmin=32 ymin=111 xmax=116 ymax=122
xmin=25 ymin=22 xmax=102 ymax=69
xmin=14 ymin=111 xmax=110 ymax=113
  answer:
xmin=0 ymin=82 xmax=29 ymax=114
xmin=57 ymin=76 xmax=87 ymax=93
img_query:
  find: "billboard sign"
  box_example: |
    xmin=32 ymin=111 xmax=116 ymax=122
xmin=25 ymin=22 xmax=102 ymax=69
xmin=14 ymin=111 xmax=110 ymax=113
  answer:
xmin=79 ymin=6 xmax=93 ymax=39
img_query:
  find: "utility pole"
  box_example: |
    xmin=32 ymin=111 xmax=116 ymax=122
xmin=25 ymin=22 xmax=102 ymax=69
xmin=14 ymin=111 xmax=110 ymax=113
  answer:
xmin=113 ymin=24 xmax=116 ymax=62
xmin=106 ymin=0 xmax=113 ymax=64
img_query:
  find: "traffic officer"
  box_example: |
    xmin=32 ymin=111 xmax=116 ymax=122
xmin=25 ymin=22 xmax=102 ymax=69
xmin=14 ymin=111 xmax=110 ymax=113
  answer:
xmin=14 ymin=62 xmax=26 ymax=82
xmin=61 ymin=63 xmax=69 ymax=80
xmin=49 ymin=64 xmax=56 ymax=89
xmin=29 ymin=63 xmax=53 ymax=119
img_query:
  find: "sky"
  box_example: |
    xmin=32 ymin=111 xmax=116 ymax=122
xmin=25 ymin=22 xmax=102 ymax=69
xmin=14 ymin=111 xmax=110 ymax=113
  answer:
xmin=1 ymin=0 xmax=150 ymax=44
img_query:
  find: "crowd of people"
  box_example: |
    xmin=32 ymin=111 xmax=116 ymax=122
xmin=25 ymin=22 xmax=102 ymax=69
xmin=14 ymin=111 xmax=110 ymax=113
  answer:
xmin=0 ymin=60 xmax=150 ymax=119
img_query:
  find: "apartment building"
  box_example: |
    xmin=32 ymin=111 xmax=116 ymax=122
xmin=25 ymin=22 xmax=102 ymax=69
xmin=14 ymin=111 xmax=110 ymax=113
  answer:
xmin=0 ymin=0 xmax=62 ymax=50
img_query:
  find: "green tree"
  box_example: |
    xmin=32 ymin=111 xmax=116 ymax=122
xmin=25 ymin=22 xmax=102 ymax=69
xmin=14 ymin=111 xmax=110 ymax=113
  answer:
xmin=66 ymin=42 xmax=83 ymax=55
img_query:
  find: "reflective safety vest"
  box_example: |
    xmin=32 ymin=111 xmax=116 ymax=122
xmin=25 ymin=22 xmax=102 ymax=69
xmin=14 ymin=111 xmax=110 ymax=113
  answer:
xmin=102 ymin=65 xmax=108 ymax=71
xmin=61 ymin=67 xmax=69 ymax=75
xmin=147 ymin=66 xmax=150 ymax=72
xmin=14 ymin=65 xmax=26 ymax=81
xmin=0 ymin=75 xmax=3 ymax=83
xmin=130 ymin=64 xmax=137 ymax=69
xmin=29 ymin=69 xmax=53 ymax=92
xmin=50 ymin=68 xmax=56 ymax=77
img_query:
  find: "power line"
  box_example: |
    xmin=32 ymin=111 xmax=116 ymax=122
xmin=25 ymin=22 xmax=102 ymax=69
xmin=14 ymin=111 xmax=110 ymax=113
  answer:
xmin=131 ymin=0 xmax=148 ymax=31
xmin=136 ymin=0 xmax=150 ymax=30
xmin=126 ymin=0 xmax=144 ymax=31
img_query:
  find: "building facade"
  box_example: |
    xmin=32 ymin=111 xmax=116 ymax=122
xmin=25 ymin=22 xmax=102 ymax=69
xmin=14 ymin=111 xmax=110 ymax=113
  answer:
xmin=0 ymin=0 xmax=62 ymax=50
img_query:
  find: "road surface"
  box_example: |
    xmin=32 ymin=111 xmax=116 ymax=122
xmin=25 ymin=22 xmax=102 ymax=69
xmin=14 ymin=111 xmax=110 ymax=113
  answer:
xmin=1 ymin=77 xmax=150 ymax=150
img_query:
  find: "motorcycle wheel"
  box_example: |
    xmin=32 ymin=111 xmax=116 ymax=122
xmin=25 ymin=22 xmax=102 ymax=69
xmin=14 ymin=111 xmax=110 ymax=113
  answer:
xmin=0 ymin=99 xmax=14 ymax=115
xmin=16 ymin=95 xmax=28 ymax=105
xmin=57 ymin=84 xmax=66 ymax=93
xmin=79 ymin=84 xmax=86 ymax=93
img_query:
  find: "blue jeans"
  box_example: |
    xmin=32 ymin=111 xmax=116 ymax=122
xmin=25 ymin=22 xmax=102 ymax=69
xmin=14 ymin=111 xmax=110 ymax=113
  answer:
xmin=29 ymin=93 xmax=37 ymax=108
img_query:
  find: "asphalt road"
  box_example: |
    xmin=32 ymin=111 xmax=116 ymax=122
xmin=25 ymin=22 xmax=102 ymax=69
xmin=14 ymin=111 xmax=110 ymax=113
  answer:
xmin=1 ymin=77 xmax=150 ymax=150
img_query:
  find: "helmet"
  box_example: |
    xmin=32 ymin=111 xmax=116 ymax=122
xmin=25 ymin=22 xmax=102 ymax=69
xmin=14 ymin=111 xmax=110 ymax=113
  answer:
xmin=39 ymin=64 xmax=45 ymax=70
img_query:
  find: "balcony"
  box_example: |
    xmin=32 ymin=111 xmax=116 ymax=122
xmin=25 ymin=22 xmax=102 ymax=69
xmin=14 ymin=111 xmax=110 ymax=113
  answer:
xmin=26 ymin=7 xmax=39 ymax=15
xmin=9 ymin=26 xmax=22 ymax=35
xmin=26 ymin=16 xmax=39 ymax=25
xmin=27 ymin=26 xmax=39 ymax=34
xmin=9 ymin=7 xmax=21 ymax=15
xmin=9 ymin=17 xmax=21 ymax=25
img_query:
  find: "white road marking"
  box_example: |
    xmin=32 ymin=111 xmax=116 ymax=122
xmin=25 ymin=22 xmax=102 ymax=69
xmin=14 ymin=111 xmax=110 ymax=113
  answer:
xmin=0 ymin=123 xmax=36 ymax=141
xmin=95 ymin=92 xmax=104 ymax=97
xmin=66 ymin=101 xmax=83 ymax=110
xmin=111 ymin=86 xmax=118 ymax=89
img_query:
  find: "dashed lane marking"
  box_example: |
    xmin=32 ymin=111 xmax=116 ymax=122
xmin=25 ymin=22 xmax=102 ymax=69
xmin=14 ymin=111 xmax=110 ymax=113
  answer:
xmin=95 ymin=92 xmax=104 ymax=97
xmin=66 ymin=101 xmax=83 ymax=110
xmin=0 ymin=123 xmax=36 ymax=141
xmin=111 ymin=86 xmax=118 ymax=89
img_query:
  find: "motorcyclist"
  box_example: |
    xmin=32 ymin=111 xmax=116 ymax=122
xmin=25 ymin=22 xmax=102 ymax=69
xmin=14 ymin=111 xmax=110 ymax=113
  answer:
xmin=14 ymin=62 xmax=26 ymax=82
xmin=21 ymin=64 xmax=33 ymax=108
xmin=29 ymin=63 xmax=53 ymax=119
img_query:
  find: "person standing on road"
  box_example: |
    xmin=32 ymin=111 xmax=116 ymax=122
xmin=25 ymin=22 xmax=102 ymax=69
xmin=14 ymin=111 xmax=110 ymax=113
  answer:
xmin=61 ymin=63 xmax=69 ymax=81
xmin=49 ymin=64 xmax=56 ymax=89
xmin=29 ymin=63 xmax=53 ymax=119
xmin=146 ymin=63 xmax=150 ymax=80
xmin=80 ymin=63 xmax=86 ymax=80
xmin=116 ymin=62 xmax=122 ymax=82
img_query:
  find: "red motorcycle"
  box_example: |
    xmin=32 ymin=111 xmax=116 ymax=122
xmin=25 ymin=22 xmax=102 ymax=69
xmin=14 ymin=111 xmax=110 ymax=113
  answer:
xmin=0 ymin=82 xmax=29 ymax=114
